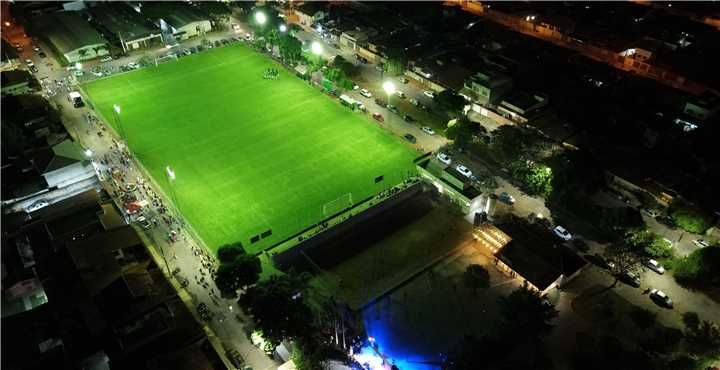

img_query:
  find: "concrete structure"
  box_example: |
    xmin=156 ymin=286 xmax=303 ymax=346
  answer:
xmin=683 ymin=90 xmax=720 ymax=122
xmin=417 ymin=158 xmax=485 ymax=214
xmin=473 ymin=221 xmax=587 ymax=296
xmin=340 ymin=30 xmax=367 ymax=51
xmin=136 ymin=2 xmax=211 ymax=41
xmin=294 ymin=2 xmax=327 ymax=31
xmin=29 ymin=11 xmax=109 ymax=64
xmin=90 ymin=4 xmax=163 ymax=53
xmin=497 ymin=90 xmax=548 ymax=124
xmin=461 ymin=69 xmax=513 ymax=106
xmin=33 ymin=139 xmax=95 ymax=189
xmin=1 ymin=70 xmax=33 ymax=96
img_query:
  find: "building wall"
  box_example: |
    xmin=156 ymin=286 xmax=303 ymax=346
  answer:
xmin=43 ymin=161 xmax=95 ymax=189
xmin=63 ymin=43 xmax=109 ymax=63
xmin=174 ymin=20 xmax=212 ymax=40
xmin=1 ymin=81 xmax=31 ymax=96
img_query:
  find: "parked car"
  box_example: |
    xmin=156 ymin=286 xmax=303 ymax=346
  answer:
xmin=395 ymin=90 xmax=405 ymax=98
xmin=399 ymin=77 xmax=408 ymax=84
xmin=227 ymin=349 xmax=245 ymax=369
xmin=73 ymin=70 xmax=84 ymax=77
xmin=38 ymin=51 xmax=47 ymax=58
xmin=100 ymin=55 xmax=113 ymax=62
xmin=32 ymin=45 xmax=40 ymax=52
xmin=619 ymin=271 xmax=641 ymax=287
xmin=605 ymin=188 xmax=628 ymax=203
xmin=24 ymin=59 xmax=34 ymax=67
xmin=375 ymin=65 xmax=384 ymax=72
xmin=553 ymin=226 xmax=572 ymax=241
xmin=136 ymin=216 xmax=152 ymax=229
xmin=693 ymin=239 xmax=710 ymax=248
xmin=374 ymin=97 xmax=387 ymax=107
xmin=498 ymin=192 xmax=515 ymax=205
xmin=403 ymin=114 xmax=415 ymax=122
xmin=357 ymin=103 xmax=367 ymax=112
xmin=655 ymin=215 xmax=677 ymax=229
xmin=423 ymin=90 xmax=435 ymax=99
xmin=387 ymin=104 xmax=399 ymax=114
xmin=372 ymin=112 xmax=384 ymax=122
xmin=403 ymin=133 xmax=417 ymax=143
xmin=422 ymin=126 xmax=435 ymax=135
xmin=360 ymin=89 xmax=372 ymax=98
xmin=640 ymin=208 xmax=658 ymax=218
xmin=645 ymin=259 xmax=665 ymax=274
xmin=437 ymin=153 xmax=452 ymax=165
xmin=650 ymin=289 xmax=673 ymax=308
xmin=409 ymin=98 xmax=419 ymax=106
xmin=455 ymin=164 xmax=472 ymax=178
xmin=29 ymin=65 xmax=38 ymax=73
xmin=25 ymin=200 xmax=49 ymax=213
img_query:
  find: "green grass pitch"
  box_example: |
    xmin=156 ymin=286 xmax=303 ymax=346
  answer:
xmin=83 ymin=44 xmax=418 ymax=254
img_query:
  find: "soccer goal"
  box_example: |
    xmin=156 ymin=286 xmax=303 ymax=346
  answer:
xmin=322 ymin=193 xmax=353 ymax=218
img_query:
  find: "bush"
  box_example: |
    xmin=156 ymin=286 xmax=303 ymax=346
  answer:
xmin=670 ymin=204 xmax=714 ymax=234
xmin=670 ymin=245 xmax=720 ymax=285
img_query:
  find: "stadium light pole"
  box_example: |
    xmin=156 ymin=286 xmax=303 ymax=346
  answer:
xmin=311 ymin=41 xmax=323 ymax=65
xmin=112 ymin=104 xmax=126 ymax=142
xmin=279 ymin=24 xmax=287 ymax=33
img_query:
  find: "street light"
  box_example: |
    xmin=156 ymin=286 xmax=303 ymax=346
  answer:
xmin=166 ymin=165 xmax=179 ymax=219
xmin=75 ymin=62 xmax=83 ymax=70
xmin=255 ymin=11 xmax=267 ymax=25
xmin=383 ymin=81 xmax=395 ymax=105
xmin=84 ymin=149 xmax=93 ymax=157
xmin=279 ymin=24 xmax=287 ymax=33
xmin=311 ymin=41 xmax=322 ymax=56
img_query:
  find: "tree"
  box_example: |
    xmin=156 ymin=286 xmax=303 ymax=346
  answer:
xmin=685 ymin=320 xmax=720 ymax=357
xmin=445 ymin=116 xmax=474 ymax=149
xmin=217 ymin=243 xmax=245 ymax=263
xmin=604 ymin=243 xmax=643 ymax=287
xmin=672 ymin=245 xmax=720 ymax=285
xmin=278 ymin=35 xmax=302 ymax=64
xmin=463 ymin=264 xmax=490 ymax=292
xmin=331 ymin=56 xmax=358 ymax=77
xmin=497 ymin=286 xmax=558 ymax=340
xmin=628 ymin=307 xmax=656 ymax=330
xmin=291 ymin=336 xmax=348 ymax=370
xmin=239 ymin=274 xmax=314 ymax=346
xmin=644 ymin=234 xmax=674 ymax=259
xmin=669 ymin=203 xmax=714 ymax=234
xmin=682 ymin=312 xmax=701 ymax=331
xmin=639 ymin=327 xmax=683 ymax=354
xmin=214 ymin=253 xmax=261 ymax=296
xmin=435 ymin=90 xmax=467 ymax=117
xmin=384 ymin=57 xmax=405 ymax=76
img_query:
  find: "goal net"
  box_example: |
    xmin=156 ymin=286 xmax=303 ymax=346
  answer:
xmin=322 ymin=193 xmax=353 ymax=218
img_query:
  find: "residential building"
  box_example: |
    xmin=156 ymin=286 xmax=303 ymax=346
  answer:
xmin=340 ymin=30 xmax=368 ymax=52
xmin=293 ymin=2 xmax=327 ymax=31
xmin=1 ymin=39 xmax=20 ymax=71
xmin=683 ymin=90 xmax=720 ymax=122
xmin=497 ymin=90 xmax=549 ymax=124
xmin=135 ymin=2 xmax=212 ymax=41
xmin=28 ymin=11 xmax=109 ymax=64
xmin=1 ymin=70 xmax=34 ymax=96
xmin=89 ymin=4 xmax=163 ymax=53
xmin=461 ymin=69 xmax=513 ymax=106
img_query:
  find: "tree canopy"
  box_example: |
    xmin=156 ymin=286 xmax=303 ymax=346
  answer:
xmin=669 ymin=203 xmax=715 ymax=234
xmin=436 ymin=90 xmax=467 ymax=116
xmin=497 ymin=286 xmax=558 ymax=340
xmin=239 ymin=274 xmax=314 ymax=346
xmin=463 ymin=264 xmax=490 ymax=292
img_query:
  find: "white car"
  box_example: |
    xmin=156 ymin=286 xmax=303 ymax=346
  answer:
xmin=650 ymin=289 xmax=673 ymax=308
xmin=25 ymin=59 xmax=34 ymax=67
xmin=360 ymin=89 xmax=372 ymax=98
xmin=73 ymin=70 xmax=84 ymax=77
xmin=100 ymin=56 xmax=113 ymax=62
xmin=32 ymin=45 xmax=41 ymax=52
xmin=423 ymin=90 xmax=435 ymax=99
xmin=357 ymin=103 xmax=367 ymax=112
xmin=422 ymin=126 xmax=435 ymax=135
xmin=693 ymin=239 xmax=710 ymax=248
xmin=645 ymin=259 xmax=665 ymax=274
xmin=455 ymin=164 xmax=472 ymax=178
xmin=127 ymin=62 xmax=139 ymax=69
xmin=395 ymin=90 xmax=405 ymax=98
xmin=553 ymin=226 xmax=572 ymax=241
xmin=25 ymin=200 xmax=49 ymax=213
xmin=436 ymin=153 xmax=452 ymax=165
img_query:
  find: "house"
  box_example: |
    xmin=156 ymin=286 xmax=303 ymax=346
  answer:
xmin=28 ymin=11 xmax=109 ymax=64
xmin=682 ymin=90 xmax=720 ymax=122
xmin=473 ymin=220 xmax=587 ymax=296
xmin=340 ymin=30 xmax=368 ymax=52
xmin=294 ymin=2 xmax=327 ymax=31
xmin=461 ymin=68 xmax=513 ymax=106
xmin=416 ymin=157 xmax=486 ymax=214
xmin=497 ymin=90 xmax=549 ymax=124
xmin=31 ymin=139 xmax=96 ymax=189
xmin=1 ymin=70 xmax=34 ymax=96
xmin=1 ymin=39 xmax=20 ymax=71
xmin=136 ymin=2 xmax=212 ymax=41
xmin=90 ymin=4 xmax=163 ymax=53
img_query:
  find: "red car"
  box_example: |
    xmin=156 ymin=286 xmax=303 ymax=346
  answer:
xmin=372 ymin=112 xmax=384 ymax=122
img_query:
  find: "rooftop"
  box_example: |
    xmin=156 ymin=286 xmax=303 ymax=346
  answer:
xmin=90 ymin=4 xmax=158 ymax=42
xmin=1 ymin=69 xmax=31 ymax=87
xmin=139 ymin=1 xmax=208 ymax=29
xmin=29 ymin=11 xmax=107 ymax=54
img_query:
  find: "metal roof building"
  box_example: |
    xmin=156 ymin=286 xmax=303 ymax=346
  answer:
xmin=90 ymin=4 xmax=163 ymax=53
xmin=29 ymin=11 xmax=109 ymax=64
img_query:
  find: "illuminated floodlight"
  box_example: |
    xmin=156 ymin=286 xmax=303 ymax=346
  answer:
xmin=382 ymin=81 xmax=396 ymax=95
xmin=84 ymin=149 xmax=93 ymax=157
xmin=75 ymin=62 xmax=83 ymax=70
xmin=166 ymin=166 xmax=176 ymax=180
xmin=255 ymin=11 xmax=267 ymax=25
xmin=311 ymin=41 xmax=322 ymax=55
xmin=279 ymin=24 xmax=287 ymax=33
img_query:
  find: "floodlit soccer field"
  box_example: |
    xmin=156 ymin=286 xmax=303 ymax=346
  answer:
xmin=83 ymin=44 xmax=418 ymax=254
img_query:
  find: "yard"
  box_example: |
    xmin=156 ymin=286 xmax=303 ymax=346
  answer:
xmin=83 ymin=44 xmax=418 ymax=254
